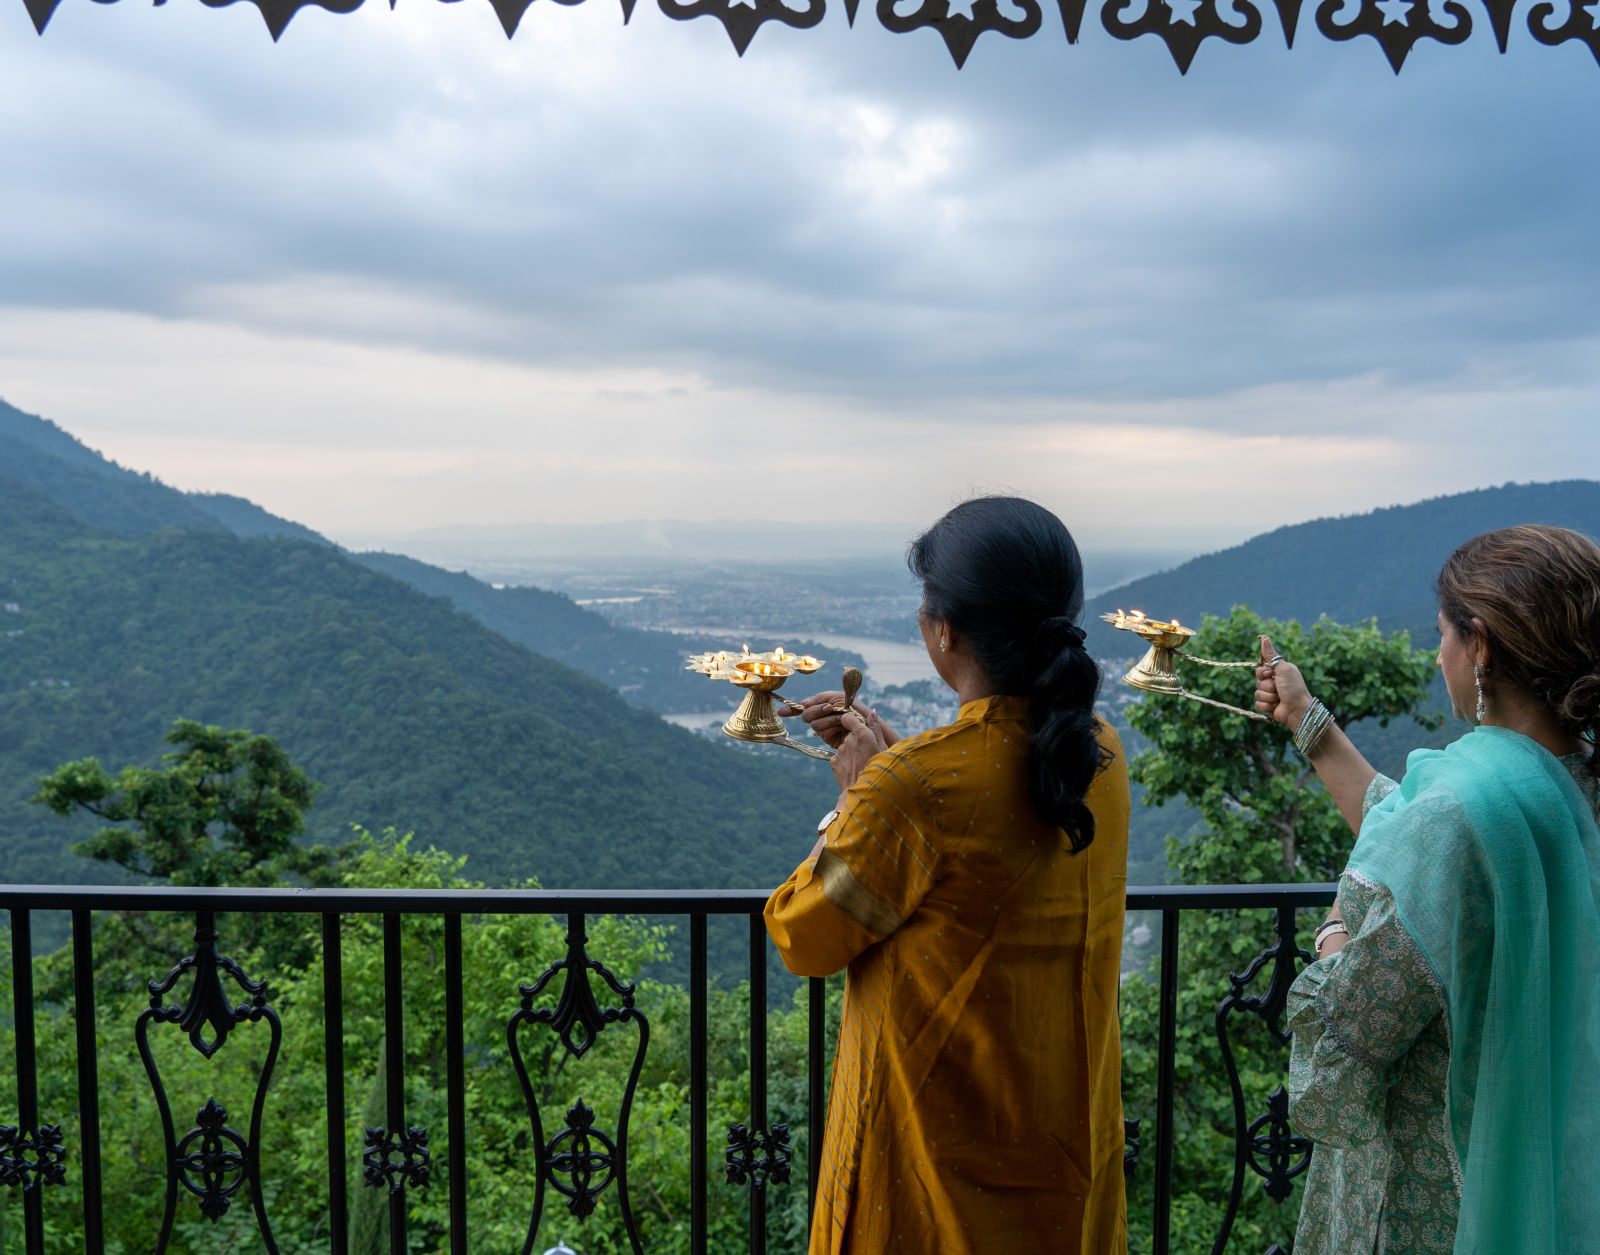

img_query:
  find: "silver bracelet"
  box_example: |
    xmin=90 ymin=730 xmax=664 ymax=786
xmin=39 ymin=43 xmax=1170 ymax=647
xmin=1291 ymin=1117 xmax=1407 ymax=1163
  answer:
xmin=1294 ymin=698 xmax=1333 ymax=758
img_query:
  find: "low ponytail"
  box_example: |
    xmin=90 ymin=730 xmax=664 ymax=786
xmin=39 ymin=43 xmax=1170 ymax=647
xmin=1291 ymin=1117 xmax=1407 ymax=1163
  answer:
xmin=909 ymin=498 xmax=1111 ymax=853
xmin=1028 ymin=618 xmax=1111 ymax=853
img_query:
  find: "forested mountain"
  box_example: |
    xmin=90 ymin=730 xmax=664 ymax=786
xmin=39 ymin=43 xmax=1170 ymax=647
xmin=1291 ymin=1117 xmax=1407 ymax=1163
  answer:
xmin=0 ymin=398 xmax=848 ymax=888
xmin=1085 ymin=479 xmax=1600 ymax=657
xmin=0 ymin=399 xmax=854 ymax=713
xmin=0 ymin=476 xmax=836 ymax=887
xmin=1086 ymin=479 xmax=1600 ymax=877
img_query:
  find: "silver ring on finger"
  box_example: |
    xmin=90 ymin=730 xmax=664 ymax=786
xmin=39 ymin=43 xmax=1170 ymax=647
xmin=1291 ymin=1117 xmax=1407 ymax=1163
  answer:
xmin=1267 ymin=654 xmax=1285 ymax=666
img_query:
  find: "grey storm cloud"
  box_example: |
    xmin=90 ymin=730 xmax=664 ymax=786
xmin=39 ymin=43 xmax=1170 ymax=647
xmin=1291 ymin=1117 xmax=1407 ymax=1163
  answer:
xmin=3 ymin=0 xmax=1600 ymax=427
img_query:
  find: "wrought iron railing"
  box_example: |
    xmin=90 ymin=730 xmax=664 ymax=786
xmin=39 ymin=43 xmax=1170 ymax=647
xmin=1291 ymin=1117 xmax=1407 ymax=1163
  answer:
xmin=0 ymin=881 xmax=1334 ymax=1255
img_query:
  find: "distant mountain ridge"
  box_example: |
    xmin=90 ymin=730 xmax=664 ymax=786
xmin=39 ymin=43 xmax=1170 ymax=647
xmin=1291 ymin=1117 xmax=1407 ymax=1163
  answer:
xmin=1085 ymin=480 xmax=1600 ymax=658
xmin=0 ymin=465 xmax=836 ymax=890
xmin=0 ymin=399 xmax=850 ymax=712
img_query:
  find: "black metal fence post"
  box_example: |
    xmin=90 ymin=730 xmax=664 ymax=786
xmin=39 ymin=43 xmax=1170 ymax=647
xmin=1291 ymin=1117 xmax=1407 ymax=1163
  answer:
xmin=691 ymin=913 xmax=708 ymax=1255
xmin=72 ymin=908 xmax=103 ymax=1255
xmin=383 ymin=914 xmax=408 ymax=1255
xmin=444 ymin=913 xmax=468 ymax=1254
xmin=322 ymin=912 xmax=348 ymax=1255
xmin=1154 ymin=907 xmax=1180 ymax=1255
xmin=10 ymin=909 xmax=45 ymax=1255
xmin=748 ymin=914 xmax=767 ymax=1255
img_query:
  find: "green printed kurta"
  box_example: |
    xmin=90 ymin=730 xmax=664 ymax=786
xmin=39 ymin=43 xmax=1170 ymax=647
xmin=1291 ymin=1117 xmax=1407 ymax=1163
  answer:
xmin=1287 ymin=753 xmax=1600 ymax=1255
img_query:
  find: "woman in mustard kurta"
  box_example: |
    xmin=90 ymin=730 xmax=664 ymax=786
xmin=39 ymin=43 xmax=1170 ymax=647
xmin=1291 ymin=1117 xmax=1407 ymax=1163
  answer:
xmin=764 ymin=496 xmax=1131 ymax=1255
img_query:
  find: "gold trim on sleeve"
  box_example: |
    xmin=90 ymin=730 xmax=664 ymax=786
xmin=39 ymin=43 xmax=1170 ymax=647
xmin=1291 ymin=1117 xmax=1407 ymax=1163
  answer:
xmin=815 ymin=847 xmax=903 ymax=937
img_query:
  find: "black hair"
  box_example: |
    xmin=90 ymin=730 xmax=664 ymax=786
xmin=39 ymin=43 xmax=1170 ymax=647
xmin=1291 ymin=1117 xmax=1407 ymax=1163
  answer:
xmin=908 ymin=495 xmax=1110 ymax=853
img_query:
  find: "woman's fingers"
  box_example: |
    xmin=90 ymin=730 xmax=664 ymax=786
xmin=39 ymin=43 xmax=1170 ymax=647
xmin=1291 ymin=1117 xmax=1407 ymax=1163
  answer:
xmin=841 ymin=714 xmax=888 ymax=757
xmin=798 ymin=692 xmax=846 ymax=717
xmin=811 ymin=720 xmax=848 ymax=749
xmin=830 ymin=712 xmax=887 ymax=789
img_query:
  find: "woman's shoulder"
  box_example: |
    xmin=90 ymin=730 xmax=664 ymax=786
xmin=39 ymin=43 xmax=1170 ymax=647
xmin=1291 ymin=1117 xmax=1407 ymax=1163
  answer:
xmin=871 ymin=706 xmax=1017 ymax=792
xmin=887 ymin=707 xmax=1125 ymax=766
xmin=878 ymin=717 xmax=981 ymax=775
xmin=1093 ymin=713 xmax=1126 ymax=763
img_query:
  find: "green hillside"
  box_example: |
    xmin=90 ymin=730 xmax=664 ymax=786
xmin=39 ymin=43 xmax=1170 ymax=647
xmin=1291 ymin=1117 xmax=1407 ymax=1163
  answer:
xmin=0 ymin=398 xmax=856 ymax=714
xmin=1085 ymin=480 xmax=1600 ymax=656
xmin=1089 ymin=480 xmax=1600 ymax=878
xmin=0 ymin=477 xmax=835 ymax=887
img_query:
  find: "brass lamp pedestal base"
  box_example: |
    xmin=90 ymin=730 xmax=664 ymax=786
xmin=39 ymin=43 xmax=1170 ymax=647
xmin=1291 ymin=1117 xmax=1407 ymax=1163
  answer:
xmin=724 ymin=687 xmax=792 ymax=743
xmin=683 ymin=652 xmax=868 ymax=763
xmin=1104 ymin=611 xmax=1269 ymax=722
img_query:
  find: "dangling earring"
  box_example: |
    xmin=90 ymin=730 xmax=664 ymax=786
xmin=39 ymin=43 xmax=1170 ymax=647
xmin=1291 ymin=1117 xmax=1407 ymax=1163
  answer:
xmin=940 ymin=637 xmax=948 ymax=654
xmin=1474 ymin=664 xmax=1487 ymax=724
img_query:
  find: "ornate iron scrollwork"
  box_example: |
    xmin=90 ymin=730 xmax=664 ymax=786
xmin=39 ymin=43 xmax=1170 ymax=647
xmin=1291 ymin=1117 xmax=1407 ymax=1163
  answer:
xmin=0 ymin=1123 xmax=66 ymax=1192
xmin=19 ymin=0 xmax=1600 ymax=67
xmin=1528 ymin=0 xmax=1600 ymax=65
xmin=362 ymin=1125 xmax=432 ymax=1194
xmin=724 ymin=1121 xmax=791 ymax=1188
xmin=659 ymin=0 xmax=826 ymax=56
xmin=1102 ymin=0 xmax=1304 ymax=68
xmin=1314 ymin=0 xmax=1471 ymax=71
xmin=875 ymin=0 xmax=1043 ymax=68
xmin=546 ymin=1099 xmax=618 ymax=1218
xmin=1101 ymin=0 xmax=1271 ymax=72
xmin=508 ymin=913 xmax=650 ymax=1255
xmin=137 ymin=910 xmax=282 ymax=1255
xmin=1122 ymin=1117 xmax=1141 ymax=1177
xmin=488 ymin=0 xmax=637 ymax=41
xmin=194 ymin=0 xmax=364 ymax=43
xmin=1247 ymin=1085 xmax=1312 ymax=1202
xmin=176 ymin=1099 xmax=250 ymax=1220
xmin=1209 ymin=904 xmax=1314 ymax=1255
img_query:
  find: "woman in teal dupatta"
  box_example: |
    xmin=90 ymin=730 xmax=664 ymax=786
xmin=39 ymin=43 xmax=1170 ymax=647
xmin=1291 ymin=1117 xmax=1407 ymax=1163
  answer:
xmin=1254 ymin=524 xmax=1600 ymax=1255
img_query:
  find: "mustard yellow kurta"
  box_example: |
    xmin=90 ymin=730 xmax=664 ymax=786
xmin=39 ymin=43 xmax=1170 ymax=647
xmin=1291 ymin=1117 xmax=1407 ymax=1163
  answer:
xmin=765 ymin=696 xmax=1131 ymax=1255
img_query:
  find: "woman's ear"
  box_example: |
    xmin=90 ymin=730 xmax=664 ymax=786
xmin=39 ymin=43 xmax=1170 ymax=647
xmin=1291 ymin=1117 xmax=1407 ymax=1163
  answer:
xmin=1469 ymin=617 xmax=1492 ymax=669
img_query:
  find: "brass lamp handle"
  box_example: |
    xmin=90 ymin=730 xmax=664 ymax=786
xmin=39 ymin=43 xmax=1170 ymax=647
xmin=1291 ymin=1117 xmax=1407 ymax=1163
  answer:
xmin=779 ymin=736 xmax=837 ymax=761
xmin=1180 ymin=691 xmax=1271 ymax=722
xmin=782 ymin=666 xmax=866 ymax=719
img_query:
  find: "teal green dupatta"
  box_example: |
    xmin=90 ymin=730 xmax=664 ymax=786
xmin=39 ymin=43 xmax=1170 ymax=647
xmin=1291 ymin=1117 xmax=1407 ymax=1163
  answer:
xmin=1348 ymin=727 xmax=1600 ymax=1255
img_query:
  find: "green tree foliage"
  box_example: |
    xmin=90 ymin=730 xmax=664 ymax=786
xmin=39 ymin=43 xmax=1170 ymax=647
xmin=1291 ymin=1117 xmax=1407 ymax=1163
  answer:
xmin=1129 ymin=608 xmax=1440 ymax=883
xmin=30 ymin=720 xmax=328 ymax=888
xmin=1118 ymin=607 xmax=1439 ymax=1253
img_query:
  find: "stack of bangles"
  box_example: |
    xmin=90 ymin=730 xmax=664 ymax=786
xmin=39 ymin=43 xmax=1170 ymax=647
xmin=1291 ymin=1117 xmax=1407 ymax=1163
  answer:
xmin=1315 ymin=917 xmax=1349 ymax=959
xmin=1295 ymin=697 xmax=1334 ymax=758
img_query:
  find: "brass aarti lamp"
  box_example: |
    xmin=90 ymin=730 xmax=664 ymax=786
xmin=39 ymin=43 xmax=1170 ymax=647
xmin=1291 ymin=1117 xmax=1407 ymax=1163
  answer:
xmin=1102 ymin=610 xmax=1268 ymax=722
xmin=684 ymin=645 xmax=865 ymax=761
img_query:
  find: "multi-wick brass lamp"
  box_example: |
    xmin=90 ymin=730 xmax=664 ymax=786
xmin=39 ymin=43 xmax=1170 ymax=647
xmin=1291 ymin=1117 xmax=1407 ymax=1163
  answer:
xmin=1102 ymin=610 xmax=1268 ymax=721
xmin=684 ymin=645 xmax=865 ymax=760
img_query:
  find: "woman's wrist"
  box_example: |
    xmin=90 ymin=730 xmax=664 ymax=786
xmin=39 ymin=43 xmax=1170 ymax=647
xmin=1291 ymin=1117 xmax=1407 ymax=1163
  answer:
xmin=1314 ymin=916 xmax=1349 ymax=959
xmin=1293 ymin=698 xmax=1335 ymax=758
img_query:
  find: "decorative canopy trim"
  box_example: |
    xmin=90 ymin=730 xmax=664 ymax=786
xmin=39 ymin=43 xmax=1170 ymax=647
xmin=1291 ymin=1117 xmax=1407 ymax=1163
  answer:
xmin=20 ymin=0 xmax=1600 ymax=72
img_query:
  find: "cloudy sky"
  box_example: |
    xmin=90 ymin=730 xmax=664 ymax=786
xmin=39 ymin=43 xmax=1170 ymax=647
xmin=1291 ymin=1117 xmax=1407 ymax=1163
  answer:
xmin=2 ymin=0 xmax=1597 ymax=554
